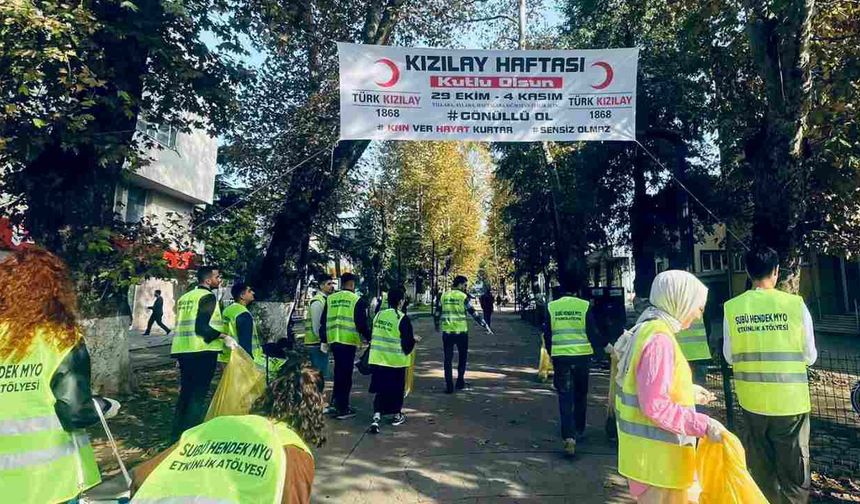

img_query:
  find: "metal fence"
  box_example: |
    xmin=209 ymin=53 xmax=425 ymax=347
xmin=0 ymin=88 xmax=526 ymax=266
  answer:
xmin=702 ymin=351 xmax=860 ymax=478
xmin=518 ymin=308 xmax=860 ymax=478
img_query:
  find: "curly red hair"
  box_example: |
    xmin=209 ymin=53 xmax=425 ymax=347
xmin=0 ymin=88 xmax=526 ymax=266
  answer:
xmin=0 ymin=247 xmax=81 ymax=361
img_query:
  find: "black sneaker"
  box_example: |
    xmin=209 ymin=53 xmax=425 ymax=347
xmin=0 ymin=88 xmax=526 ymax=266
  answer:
xmin=369 ymin=413 xmax=381 ymax=434
xmin=391 ymin=413 xmax=407 ymax=426
xmin=455 ymin=381 xmax=470 ymax=390
xmin=335 ymin=408 xmax=357 ymax=420
xmin=323 ymin=405 xmax=338 ymax=416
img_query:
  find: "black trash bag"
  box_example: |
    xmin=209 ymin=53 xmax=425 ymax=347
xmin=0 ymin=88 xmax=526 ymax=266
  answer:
xmin=356 ymin=347 xmax=373 ymax=376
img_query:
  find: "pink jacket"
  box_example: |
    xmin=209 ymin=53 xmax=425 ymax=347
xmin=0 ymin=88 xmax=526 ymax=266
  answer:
xmin=628 ymin=332 xmax=710 ymax=496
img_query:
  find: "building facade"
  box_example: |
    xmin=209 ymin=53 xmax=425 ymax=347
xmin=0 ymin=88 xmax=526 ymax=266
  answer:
xmin=118 ymin=118 xmax=218 ymax=332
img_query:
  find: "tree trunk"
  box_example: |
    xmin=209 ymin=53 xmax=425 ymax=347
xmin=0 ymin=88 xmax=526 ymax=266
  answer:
xmin=254 ymin=140 xmax=369 ymax=298
xmin=631 ymin=151 xmax=657 ymax=298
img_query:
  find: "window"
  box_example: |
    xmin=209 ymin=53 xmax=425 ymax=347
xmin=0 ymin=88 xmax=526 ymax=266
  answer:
xmin=700 ymin=250 xmax=727 ymax=272
xmin=126 ymin=186 xmax=147 ymax=223
xmin=136 ymin=117 xmax=178 ymax=149
xmin=732 ymin=253 xmax=746 ymax=272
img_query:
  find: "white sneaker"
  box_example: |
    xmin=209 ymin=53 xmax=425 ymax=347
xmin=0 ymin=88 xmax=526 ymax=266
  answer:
xmin=391 ymin=413 xmax=407 ymax=426
xmin=370 ymin=412 xmax=381 ymax=434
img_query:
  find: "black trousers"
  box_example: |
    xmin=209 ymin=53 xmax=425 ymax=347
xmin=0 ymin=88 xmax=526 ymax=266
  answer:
xmin=145 ymin=313 xmax=170 ymax=334
xmin=552 ymin=356 xmax=590 ymax=440
xmin=483 ymin=311 xmax=493 ymax=328
xmin=331 ymin=343 xmax=357 ymax=413
xmin=743 ymin=410 xmax=811 ymax=504
xmin=370 ymin=366 xmax=407 ymax=415
xmin=172 ymin=351 xmax=218 ymax=441
xmin=443 ymin=332 xmax=469 ymax=392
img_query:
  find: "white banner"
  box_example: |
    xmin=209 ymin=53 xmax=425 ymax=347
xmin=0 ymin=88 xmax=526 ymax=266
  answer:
xmin=337 ymin=43 xmax=638 ymax=142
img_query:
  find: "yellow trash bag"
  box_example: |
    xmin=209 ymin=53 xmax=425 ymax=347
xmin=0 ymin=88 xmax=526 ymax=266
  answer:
xmin=404 ymin=349 xmax=417 ymax=398
xmin=205 ymin=346 xmax=266 ymax=421
xmin=697 ymin=430 xmax=768 ymax=504
xmin=538 ymin=343 xmax=554 ymax=381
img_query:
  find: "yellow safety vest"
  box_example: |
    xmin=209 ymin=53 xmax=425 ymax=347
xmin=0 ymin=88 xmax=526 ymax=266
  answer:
xmin=219 ymin=303 xmax=257 ymax=362
xmin=171 ymin=287 xmax=225 ymax=355
xmin=325 ymin=290 xmax=360 ymax=346
xmin=132 ymin=415 xmax=312 ymax=504
xmin=616 ymin=319 xmax=696 ymax=489
xmin=303 ymin=293 xmax=326 ymax=345
xmin=676 ymin=320 xmax=710 ymax=362
xmin=0 ymin=326 xmax=101 ymax=503
xmin=369 ymin=309 xmax=410 ymax=368
xmin=548 ymin=296 xmax=593 ymax=357
xmin=441 ymin=290 xmax=468 ymax=333
xmin=724 ymin=289 xmax=810 ymax=415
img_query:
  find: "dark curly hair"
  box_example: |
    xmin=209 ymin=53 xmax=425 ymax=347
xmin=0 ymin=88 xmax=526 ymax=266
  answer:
xmin=255 ymin=352 xmax=326 ymax=448
xmin=0 ymin=247 xmax=81 ymax=361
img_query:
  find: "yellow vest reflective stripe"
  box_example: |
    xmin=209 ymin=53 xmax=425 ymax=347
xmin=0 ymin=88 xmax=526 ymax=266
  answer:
xmin=133 ymin=415 xmax=312 ymax=504
xmin=676 ymin=320 xmax=710 ymax=361
xmin=0 ymin=326 xmax=101 ymax=503
xmin=441 ymin=290 xmax=468 ymax=333
xmin=326 ymin=290 xmax=360 ymax=346
xmin=724 ymin=289 xmax=810 ymax=415
xmin=369 ymin=309 xmax=410 ymax=368
xmin=616 ymin=319 xmax=696 ymax=489
xmin=303 ymin=293 xmax=326 ymax=345
xmin=548 ymin=296 xmax=593 ymax=357
xmin=171 ymin=287 xmax=226 ymax=355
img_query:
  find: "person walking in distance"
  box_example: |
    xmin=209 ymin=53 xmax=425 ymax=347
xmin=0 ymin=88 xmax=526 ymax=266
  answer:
xmin=479 ymin=287 xmax=495 ymax=329
xmin=305 ymin=275 xmax=335 ymax=397
xmin=0 ymin=248 xmax=120 ymax=504
xmin=170 ymin=266 xmax=238 ymax=441
xmin=544 ymin=275 xmax=606 ymax=457
xmin=723 ymin=246 xmax=816 ymax=504
xmin=434 ymin=275 xmax=490 ymax=394
xmin=368 ymin=287 xmax=417 ymax=434
xmin=319 ymin=272 xmax=371 ymax=419
xmin=144 ymin=289 xmax=172 ymax=336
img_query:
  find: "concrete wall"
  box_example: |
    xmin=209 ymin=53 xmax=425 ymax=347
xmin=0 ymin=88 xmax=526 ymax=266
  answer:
xmin=81 ymin=315 xmax=133 ymax=395
xmin=134 ymin=127 xmax=217 ymax=205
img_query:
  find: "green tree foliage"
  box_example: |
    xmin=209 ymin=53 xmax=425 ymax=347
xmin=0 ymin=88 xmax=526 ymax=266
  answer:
xmin=340 ymin=141 xmax=486 ymax=298
xmin=0 ymin=0 xmax=252 ymax=250
xmin=218 ymin=0 xmax=499 ymax=298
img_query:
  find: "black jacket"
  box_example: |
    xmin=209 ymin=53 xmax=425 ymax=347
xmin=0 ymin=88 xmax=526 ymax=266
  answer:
xmin=51 ymin=342 xmax=111 ymax=430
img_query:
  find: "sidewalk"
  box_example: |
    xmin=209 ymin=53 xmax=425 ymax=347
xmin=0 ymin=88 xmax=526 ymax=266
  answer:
xmin=311 ymin=312 xmax=632 ymax=503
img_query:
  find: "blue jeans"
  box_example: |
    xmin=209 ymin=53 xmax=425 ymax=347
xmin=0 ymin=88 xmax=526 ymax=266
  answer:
xmin=308 ymin=345 xmax=330 ymax=385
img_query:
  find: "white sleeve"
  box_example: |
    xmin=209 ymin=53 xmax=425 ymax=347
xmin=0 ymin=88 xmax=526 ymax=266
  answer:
xmin=310 ymin=301 xmax=324 ymax=337
xmin=722 ymin=315 xmax=732 ymax=365
xmin=801 ymin=303 xmax=818 ymax=365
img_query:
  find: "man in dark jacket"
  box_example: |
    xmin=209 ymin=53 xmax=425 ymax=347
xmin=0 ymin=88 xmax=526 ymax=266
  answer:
xmin=479 ymin=288 xmax=495 ymax=328
xmin=170 ymin=266 xmax=233 ymax=441
xmin=144 ymin=289 xmax=171 ymax=335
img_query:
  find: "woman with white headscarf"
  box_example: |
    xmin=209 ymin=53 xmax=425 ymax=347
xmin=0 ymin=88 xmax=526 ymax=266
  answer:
xmin=614 ymin=270 xmax=724 ymax=503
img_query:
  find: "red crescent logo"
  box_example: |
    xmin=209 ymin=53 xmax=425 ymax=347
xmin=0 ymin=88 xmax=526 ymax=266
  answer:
xmin=375 ymin=58 xmax=400 ymax=88
xmin=591 ymin=61 xmax=614 ymax=90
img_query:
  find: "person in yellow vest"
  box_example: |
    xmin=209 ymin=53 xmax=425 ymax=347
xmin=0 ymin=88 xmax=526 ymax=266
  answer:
xmin=614 ymin=270 xmax=725 ymax=503
xmin=368 ymin=287 xmax=416 ymax=434
xmin=0 ymin=247 xmax=120 ymax=504
xmin=305 ymin=275 xmax=334 ymax=394
xmin=676 ymin=315 xmax=711 ymax=385
xmin=433 ymin=275 xmax=490 ymax=394
xmin=723 ymin=246 xmax=816 ymax=504
xmin=220 ymin=282 xmax=284 ymax=379
xmin=131 ymin=354 xmax=325 ymax=504
xmin=543 ymin=276 xmax=606 ymax=456
xmin=319 ymin=272 xmax=371 ymax=419
xmin=171 ymin=265 xmax=238 ymax=441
